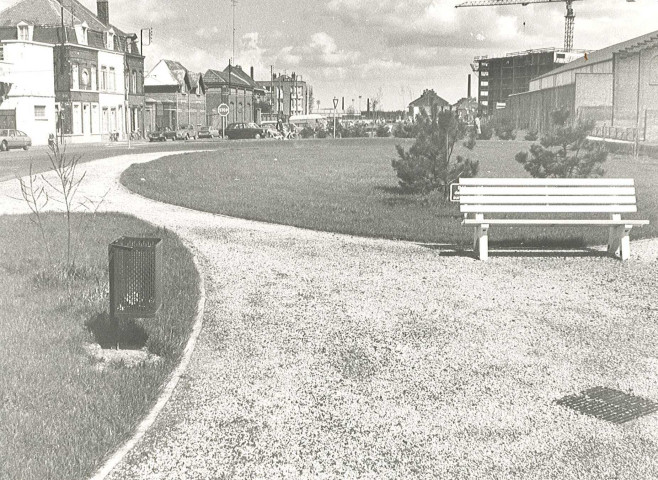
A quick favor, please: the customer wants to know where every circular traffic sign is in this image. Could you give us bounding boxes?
[218,103,229,116]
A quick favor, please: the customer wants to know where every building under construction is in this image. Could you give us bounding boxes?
[474,48,584,117]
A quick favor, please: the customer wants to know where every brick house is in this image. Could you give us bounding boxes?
[0,0,145,144]
[453,97,478,125]
[408,89,450,120]
[204,64,264,127]
[144,59,206,132]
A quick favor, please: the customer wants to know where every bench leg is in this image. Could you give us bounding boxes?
[607,225,622,256]
[473,224,489,261]
[620,226,632,261]
[608,224,633,260]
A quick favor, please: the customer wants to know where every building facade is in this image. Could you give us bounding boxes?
[453,97,478,125]
[204,64,264,127]
[408,89,450,120]
[257,73,311,122]
[0,39,55,142]
[144,59,206,133]
[475,48,584,117]
[0,0,144,145]
[507,29,658,142]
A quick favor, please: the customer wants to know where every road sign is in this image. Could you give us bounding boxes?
[218,103,229,117]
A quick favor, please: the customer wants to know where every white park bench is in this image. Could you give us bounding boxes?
[451,178,650,261]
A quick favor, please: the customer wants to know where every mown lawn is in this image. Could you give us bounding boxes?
[121,138,658,246]
[0,213,199,480]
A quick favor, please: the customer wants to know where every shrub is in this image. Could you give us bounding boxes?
[393,122,416,138]
[478,123,493,140]
[300,126,315,139]
[493,117,516,140]
[463,128,477,150]
[316,128,329,139]
[524,130,539,141]
[342,123,368,138]
[515,108,607,178]
[376,124,390,137]
[392,110,479,198]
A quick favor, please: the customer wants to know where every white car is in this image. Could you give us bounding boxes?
[0,129,32,151]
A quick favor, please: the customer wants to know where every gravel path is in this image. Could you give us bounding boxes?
[1,151,658,479]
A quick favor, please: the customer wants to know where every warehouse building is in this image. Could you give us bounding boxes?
[507,29,658,142]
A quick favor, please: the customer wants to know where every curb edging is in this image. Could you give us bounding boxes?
[89,245,206,480]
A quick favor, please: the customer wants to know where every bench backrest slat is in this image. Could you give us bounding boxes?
[459,187,636,196]
[461,204,637,213]
[459,195,637,205]
[457,178,639,216]
[457,178,635,186]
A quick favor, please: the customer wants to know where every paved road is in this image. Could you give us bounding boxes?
[1,151,657,479]
[0,138,227,182]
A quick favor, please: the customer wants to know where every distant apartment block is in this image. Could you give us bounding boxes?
[257,73,312,121]
[474,48,584,117]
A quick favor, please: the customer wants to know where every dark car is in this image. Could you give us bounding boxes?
[225,122,267,140]
[148,127,176,142]
[0,129,32,151]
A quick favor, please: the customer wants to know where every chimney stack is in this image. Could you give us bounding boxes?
[250,66,254,79]
[97,0,109,25]
[467,74,472,98]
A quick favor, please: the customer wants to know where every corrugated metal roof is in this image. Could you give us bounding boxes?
[534,29,658,81]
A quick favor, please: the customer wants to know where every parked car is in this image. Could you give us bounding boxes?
[147,127,176,142]
[175,124,199,140]
[0,129,31,151]
[197,126,220,139]
[225,122,267,140]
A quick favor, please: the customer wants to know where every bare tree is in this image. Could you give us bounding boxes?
[17,164,52,264]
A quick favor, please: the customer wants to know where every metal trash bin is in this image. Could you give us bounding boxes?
[109,237,162,319]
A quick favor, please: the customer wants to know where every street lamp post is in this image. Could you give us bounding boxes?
[333,96,338,139]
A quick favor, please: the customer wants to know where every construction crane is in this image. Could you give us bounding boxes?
[455,0,581,52]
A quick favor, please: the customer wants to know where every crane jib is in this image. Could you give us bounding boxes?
[455,0,581,7]
[454,0,581,52]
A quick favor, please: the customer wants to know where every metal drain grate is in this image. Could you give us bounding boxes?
[556,386,658,424]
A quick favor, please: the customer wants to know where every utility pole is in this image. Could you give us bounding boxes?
[228,59,232,124]
[231,0,238,64]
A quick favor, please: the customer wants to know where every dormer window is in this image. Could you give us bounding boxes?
[104,30,115,50]
[16,22,32,42]
[75,22,88,45]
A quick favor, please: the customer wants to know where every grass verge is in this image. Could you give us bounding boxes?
[0,212,199,480]
[121,138,658,247]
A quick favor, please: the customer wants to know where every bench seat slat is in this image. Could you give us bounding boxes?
[459,195,637,205]
[463,219,650,226]
[459,186,636,196]
[458,178,635,186]
[460,205,637,213]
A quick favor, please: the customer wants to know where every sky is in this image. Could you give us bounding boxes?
[3,0,658,111]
